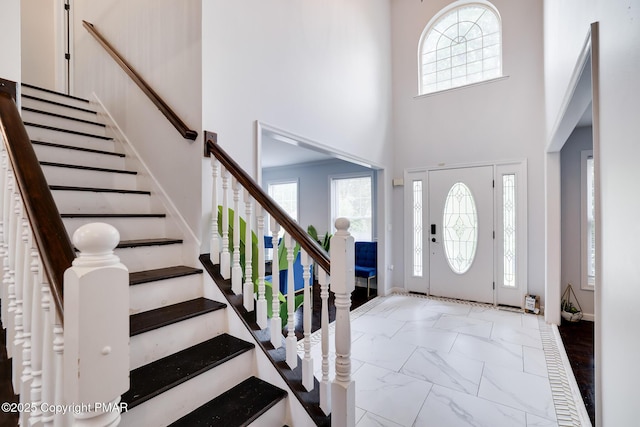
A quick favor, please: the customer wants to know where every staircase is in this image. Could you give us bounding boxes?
[19,83,288,426]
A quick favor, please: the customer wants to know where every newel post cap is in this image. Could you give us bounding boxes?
[330,217,355,294]
[72,222,121,267]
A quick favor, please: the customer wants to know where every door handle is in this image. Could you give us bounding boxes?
[431,224,436,235]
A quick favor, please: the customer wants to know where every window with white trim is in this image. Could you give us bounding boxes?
[267,180,298,237]
[331,174,373,242]
[581,151,595,290]
[418,1,502,95]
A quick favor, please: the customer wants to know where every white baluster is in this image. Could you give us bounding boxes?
[285,233,297,369]
[210,156,220,264]
[5,178,17,359]
[301,250,314,391]
[12,205,26,393]
[40,285,54,427]
[270,220,281,348]
[256,206,267,328]
[29,255,44,426]
[319,269,331,415]
[220,168,230,279]
[0,150,5,326]
[330,218,356,427]
[53,322,66,427]
[20,236,35,427]
[243,190,254,311]
[1,171,13,339]
[232,178,242,294]
[64,223,128,426]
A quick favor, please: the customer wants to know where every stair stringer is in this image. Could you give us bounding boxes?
[203,272,321,427]
[90,92,200,266]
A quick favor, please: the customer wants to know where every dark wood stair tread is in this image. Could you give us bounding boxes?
[21,94,97,114]
[40,161,136,175]
[168,376,287,427]
[130,266,203,286]
[22,107,105,127]
[21,82,91,103]
[32,140,125,157]
[24,122,112,140]
[130,297,226,336]
[51,185,150,195]
[117,238,183,248]
[122,333,254,409]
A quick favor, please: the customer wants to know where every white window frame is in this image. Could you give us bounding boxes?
[417,0,503,96]
[267,179,299,236]
[495,161,528,307]
[581,150,595,291]
[330,172,374,242]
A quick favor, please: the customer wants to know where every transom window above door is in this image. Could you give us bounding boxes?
[418,1,502,95]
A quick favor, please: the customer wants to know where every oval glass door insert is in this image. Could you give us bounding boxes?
[443,182,478,274]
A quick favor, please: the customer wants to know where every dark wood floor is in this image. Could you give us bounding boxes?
[558,319,595,425]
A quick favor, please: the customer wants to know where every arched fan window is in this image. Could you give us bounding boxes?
[418,2,502,94]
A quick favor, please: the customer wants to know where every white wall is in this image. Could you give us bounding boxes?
[72,0,203,238]
[560,126,594,317]
[21,0,56,89]
[390,0,546,299]
[201,0,394,289]
[0,0,21,83]
[262,159,375,238]
[545,1,640,424]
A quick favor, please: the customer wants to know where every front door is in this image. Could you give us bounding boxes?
[428,166,494,303]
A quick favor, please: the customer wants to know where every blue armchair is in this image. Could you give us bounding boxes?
[355,241,377,296]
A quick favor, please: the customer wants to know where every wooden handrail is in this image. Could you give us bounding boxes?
[0,81,75,320]
[82,20,198,141]
[204,131,330,273]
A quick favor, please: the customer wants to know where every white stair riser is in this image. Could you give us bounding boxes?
[25,125,116,152]
[52,191,151,215]
[116,244,184,272]
[63,216,167,241]
[130,275,203,315]
[33,143,125,170]
[248,400,287,427]
[121,351,253,427]
[22,109,106,136]
[129,310,228,370]
[21,87,95,111]
[21,96,98,122]
[42,165,138,190]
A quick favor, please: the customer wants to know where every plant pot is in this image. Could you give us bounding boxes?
[561,309,583,322]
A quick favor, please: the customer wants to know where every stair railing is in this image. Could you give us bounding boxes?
[205,131,356,426]
[0,79,129,426]
[82,20,198,141]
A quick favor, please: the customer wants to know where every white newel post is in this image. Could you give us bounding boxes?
[64,223,129,427]
[330,218,355,427]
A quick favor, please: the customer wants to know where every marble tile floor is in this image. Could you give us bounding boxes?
[299,293,588,427]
